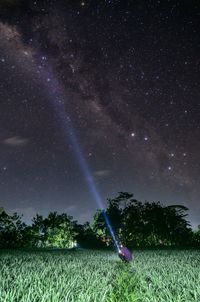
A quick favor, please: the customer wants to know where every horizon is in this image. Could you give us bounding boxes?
[2,195,198,230]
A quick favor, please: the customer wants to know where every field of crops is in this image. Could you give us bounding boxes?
[0,249,199,302]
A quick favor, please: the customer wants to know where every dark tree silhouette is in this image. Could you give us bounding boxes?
[91,192,193,248]
[0,210,26,248]
[193,225,200,247]
[0,194,198,248]
[75,221,105,248]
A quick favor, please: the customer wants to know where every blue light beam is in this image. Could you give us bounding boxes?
[38,60,119,250]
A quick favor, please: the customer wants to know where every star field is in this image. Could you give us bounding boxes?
[0,0,199,227]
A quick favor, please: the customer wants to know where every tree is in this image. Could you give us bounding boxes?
[26,212,78,248]
[43,212,77,248]
[91,192,193,248]
[121,198,145,247]
[193,225,200,247]
[75,221,105,248]
[91,192,134,247]
[91,210,108,245]
[0,210,26,248]
[0,207,4,214]
[27,214,46,247]
[0,194,195,249]
[162,205,192,246]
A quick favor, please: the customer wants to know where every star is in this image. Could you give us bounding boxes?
[23,51,29,56]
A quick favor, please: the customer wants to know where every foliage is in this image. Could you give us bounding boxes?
[92,192,193,248]
[0,210,77,249]
[0,210,26,248]
[0,192,199,248]
[193,225,200,247]
[29,212,77,248]
[91,210,111,246]
[75,221,105,248]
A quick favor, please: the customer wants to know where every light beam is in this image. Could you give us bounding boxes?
[37,58,119,250]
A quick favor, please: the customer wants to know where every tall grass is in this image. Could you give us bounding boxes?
[109,250,200,302]
[0,249,199,301]
[0,249,118,302]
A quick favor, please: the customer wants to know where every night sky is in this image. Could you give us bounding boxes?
[0,0,199,228]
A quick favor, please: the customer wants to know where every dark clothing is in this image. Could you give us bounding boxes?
[118,246,132,262]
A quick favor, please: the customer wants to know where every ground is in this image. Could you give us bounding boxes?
[0,249,199,301]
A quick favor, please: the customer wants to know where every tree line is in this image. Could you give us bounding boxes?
[0,192,200,249]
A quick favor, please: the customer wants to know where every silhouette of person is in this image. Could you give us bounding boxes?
[118,245,132,262]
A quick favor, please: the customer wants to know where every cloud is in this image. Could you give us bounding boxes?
[64,205,77,213]
[3,136,29,147]
[77,210,94,224]
[7,206,37,224]
[93,169,112,179]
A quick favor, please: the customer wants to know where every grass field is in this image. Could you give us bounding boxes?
[0,249,199,302]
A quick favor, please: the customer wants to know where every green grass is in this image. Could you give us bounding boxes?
[0,249,199,302]
[132,249,200,302]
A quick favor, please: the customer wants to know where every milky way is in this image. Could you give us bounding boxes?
[0,1,199,227]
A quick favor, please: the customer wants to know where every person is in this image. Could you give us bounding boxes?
[118,244,132,262]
